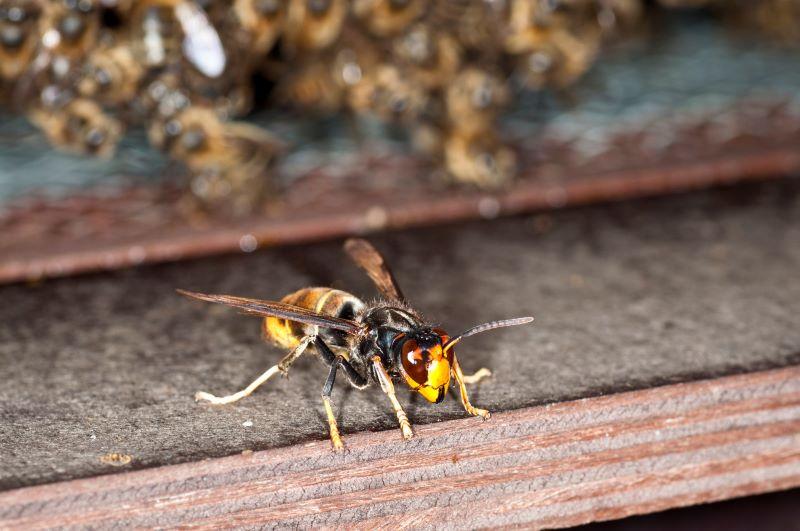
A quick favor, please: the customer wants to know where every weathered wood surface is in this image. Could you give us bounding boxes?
[0,366,799,529]
[1,180,800,526]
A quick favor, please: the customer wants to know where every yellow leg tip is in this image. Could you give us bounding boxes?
[400,424,414,440]
[195,391,218,403]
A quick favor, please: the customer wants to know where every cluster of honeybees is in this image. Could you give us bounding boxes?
[0,0,796,213]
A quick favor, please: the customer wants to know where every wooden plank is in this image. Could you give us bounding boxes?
[0,366,798,529]
[2,179,800,494]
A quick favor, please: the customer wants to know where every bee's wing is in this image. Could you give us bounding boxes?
[174,1,226,78]
[177,290,363,335]
[344,238,406,302]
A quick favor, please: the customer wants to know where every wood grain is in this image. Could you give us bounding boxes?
[1,366,798,529]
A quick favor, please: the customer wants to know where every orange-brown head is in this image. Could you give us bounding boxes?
[391,316,534,403]
[393,328,452,403]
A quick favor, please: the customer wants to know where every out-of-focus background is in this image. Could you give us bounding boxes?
[2,0,800,282]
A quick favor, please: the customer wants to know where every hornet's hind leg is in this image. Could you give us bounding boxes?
[195,335,316,405]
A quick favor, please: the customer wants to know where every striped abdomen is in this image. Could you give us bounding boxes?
[263,287,365,350]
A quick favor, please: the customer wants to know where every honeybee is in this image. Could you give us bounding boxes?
[40,0,100,61]
[179,239,533,450]
[347,63,429,122]
[444,128,517,188]
[275,57,344,113]
[131,0,226,78]
[151,105,282,213]
[352,0,426,38]
[445,67,509,136]
[392,23,461,90]
[76,43,144,105]
[514,26,600,89]
[0,0,43,81]
[428,0,504,54]
[29,96,123,156]
[233,0,286,55]
[503,0,603,89]
[283,0,347,53]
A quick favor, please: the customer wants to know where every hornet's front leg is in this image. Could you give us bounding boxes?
[371,357,414,440]
[452,356,490,420]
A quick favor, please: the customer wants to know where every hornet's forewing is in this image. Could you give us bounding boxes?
[177,289,363,335]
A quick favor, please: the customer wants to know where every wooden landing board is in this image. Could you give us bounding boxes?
[1,366,798,529]
[2,180,800,528]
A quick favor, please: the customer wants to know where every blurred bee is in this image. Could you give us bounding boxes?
[353,0,426,37]
[138,73,191,120]
[392,23,461,90]
[179,239,533,450]
[0,0,43,81]
[278,27,384,112]
[233,0,286,55]
[503,0,603,89]
[283,0,347,53]
[329,28,380,90]
[514,27,600,89]
[445,67,509,135]
[150,105,283,213]
[8,0,99,99]
[76,43,144,105]
[444,128,517,188]
[429,0,504,55]
[275,56,344,113]
[40,0,100,61]
[348,63,429,122]
[29,96,123,156]
[148,105,238,169]
[132,0,226,78]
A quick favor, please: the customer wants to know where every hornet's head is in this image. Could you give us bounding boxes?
[391,315,534,403]
[392,328,453,403]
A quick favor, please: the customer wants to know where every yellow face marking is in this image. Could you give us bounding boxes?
[403,357,451,403]
[415,381,448,403]
[426,358,450,388]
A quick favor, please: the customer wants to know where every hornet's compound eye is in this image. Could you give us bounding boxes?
[400,338,429,384]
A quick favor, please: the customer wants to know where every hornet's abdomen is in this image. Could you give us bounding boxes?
[263,287,365,349]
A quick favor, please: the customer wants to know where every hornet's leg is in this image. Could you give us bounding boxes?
[321,364,344,452]
[314,337,369,389]
[461,367,492,384]
[313,337,369,451]
[452,356,490,420]
[371,357,414,440]
[195,335,316,405]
